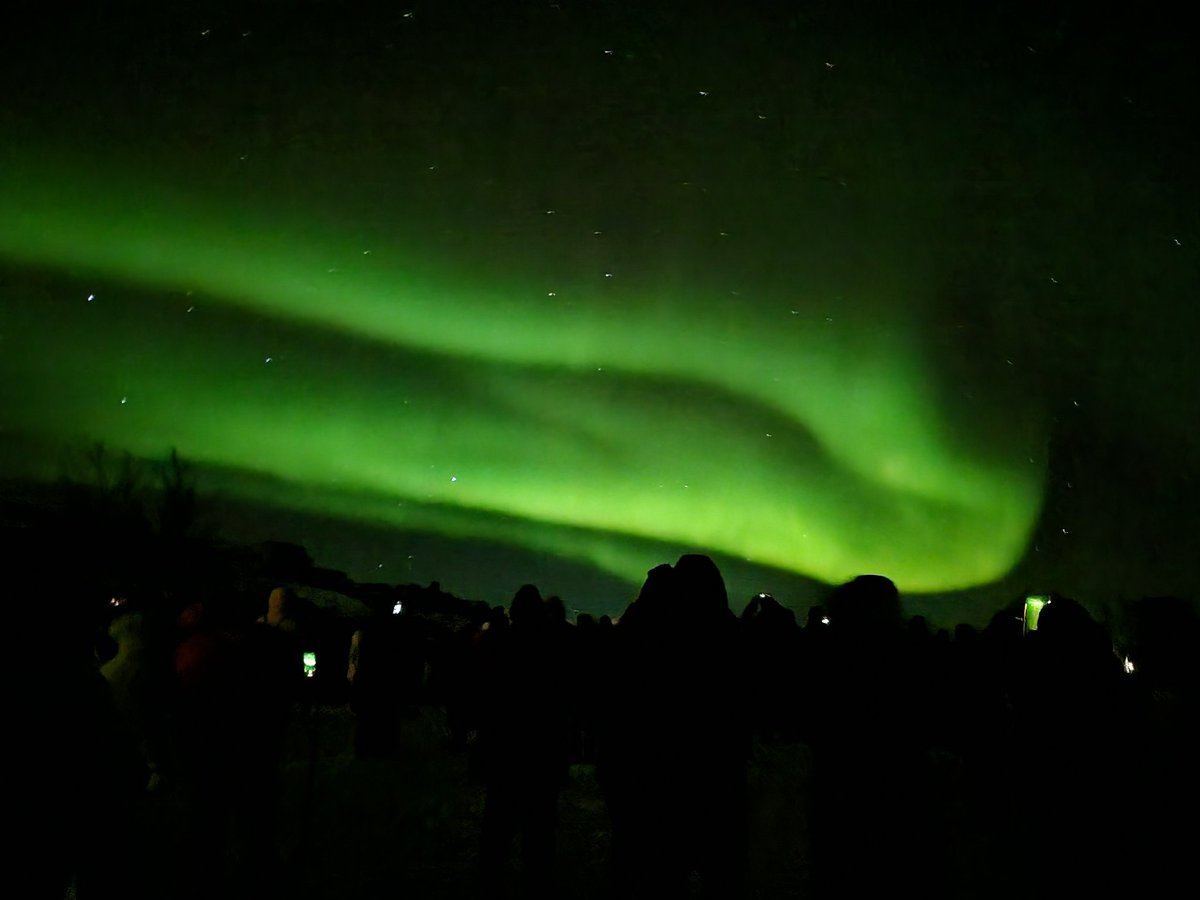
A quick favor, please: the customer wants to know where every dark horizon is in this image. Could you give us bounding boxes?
[1,451,1187,635]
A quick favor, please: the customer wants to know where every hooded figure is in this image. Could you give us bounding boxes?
[258,586,299,633]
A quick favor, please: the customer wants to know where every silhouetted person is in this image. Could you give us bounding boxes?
[808,574,937,898]
[172,599,294,899]
[672,554,750,898]
[101,608,172,791]
[741,592,800,739]
[571,612,608,766]
[36,594,148,899]
[602,556,748,899]
[477,585,570,898]
[236,610,298,897]
[1012,595,1123,898]
[257,586,299,634]
[1117,595,1200,896]
[349,607,425,757]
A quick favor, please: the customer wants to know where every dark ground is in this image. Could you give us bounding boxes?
[122,702,981,900]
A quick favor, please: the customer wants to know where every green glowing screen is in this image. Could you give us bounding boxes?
[1024,596,1049,634]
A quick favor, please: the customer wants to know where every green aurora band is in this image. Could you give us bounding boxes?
[0,154,1045,592]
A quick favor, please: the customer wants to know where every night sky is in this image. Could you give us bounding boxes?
[2,1,1196,622]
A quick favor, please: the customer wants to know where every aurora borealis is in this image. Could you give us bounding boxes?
[2,2,1196,616]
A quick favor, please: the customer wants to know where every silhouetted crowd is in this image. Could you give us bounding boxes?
[36,554,1200,900]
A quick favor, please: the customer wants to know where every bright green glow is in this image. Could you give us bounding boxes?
[1024,595,1049,632]
[0,152,1045,592]
[303,651,317,678]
